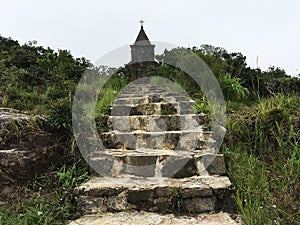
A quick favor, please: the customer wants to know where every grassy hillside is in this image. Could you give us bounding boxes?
[0,36,299,224]
[225,95,300,224]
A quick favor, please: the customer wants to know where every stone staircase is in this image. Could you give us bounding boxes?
[69,80,242,225]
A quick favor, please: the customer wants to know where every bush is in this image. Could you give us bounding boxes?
[47,97,73,130]
[219,73,250,101]
[266,77,300,96]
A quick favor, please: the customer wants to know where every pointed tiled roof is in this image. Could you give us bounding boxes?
[134,26,151,45]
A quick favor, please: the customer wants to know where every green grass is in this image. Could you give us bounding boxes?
[0,162,90,225]
[0,115,45,147]
[224,94,300,225]
[2,85,48,114]
[96,87,118,116]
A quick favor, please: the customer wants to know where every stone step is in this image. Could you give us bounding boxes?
[74,175,236,215]
[113,95,190,105]
[113,97,153,105]
[88,150,225,178]
[117,89,166,96]
[111,101,195,116]
[107,114,208,132]
[119,85,168,92]
[116,92,188,98]
[117,86,173,92]
[68,211,242,225]
[117,94,148,98]
[100,130,214,150]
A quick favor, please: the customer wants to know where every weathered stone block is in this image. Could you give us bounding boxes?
[195,154,226,176]
[110,116,131,132]
[77,196,106,214]
[124,155,157,177]
[161,156,195,178]
[89,154,115,177]
[183,197,215,213]
[181,186,212,198]
[177,132,201,150]
[127,189,154,209]
[154,186,171,198]
[106,192,128,212]
[111,105,132,116]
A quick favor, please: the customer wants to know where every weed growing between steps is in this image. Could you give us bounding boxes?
[224,94,300,225]
[170,187,184,213]
[0,161,90,225]
[161,103,177,115]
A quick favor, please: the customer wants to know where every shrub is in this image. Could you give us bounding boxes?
[219,73,250,101]
[47,97,73,130]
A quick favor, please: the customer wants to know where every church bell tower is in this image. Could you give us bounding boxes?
[126,20,156,80]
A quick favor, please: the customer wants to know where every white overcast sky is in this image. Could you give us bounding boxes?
[1,0,300,76]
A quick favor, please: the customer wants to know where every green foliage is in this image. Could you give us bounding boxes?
[95,75,129,131]
[227,94,300,160]
[48,97,73,129]
[0,197,64,225]
[169,187,183,213]
[103,73,129,91]
[95,115,110,132]
[266,76,300,96]
[193,94,210,114]
[225,94,300,224]
[0,35,90,129]
[0,116,44,147]
[2,85,47,113]
[153,57,200,96]
[0,162,90,225]
[193,45,247,80]
[43,162,90,191]
[226,149,282,225]
[161,103,177,115]
[219,73,250,101]
[96,88,117,116]
[154,45,297,104]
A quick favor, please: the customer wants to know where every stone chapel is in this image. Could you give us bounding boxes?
[126,21,157,79]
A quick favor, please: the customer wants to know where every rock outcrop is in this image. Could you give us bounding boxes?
[0,108,64,185]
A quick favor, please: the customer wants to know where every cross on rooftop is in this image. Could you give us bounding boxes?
[139,19,145,27]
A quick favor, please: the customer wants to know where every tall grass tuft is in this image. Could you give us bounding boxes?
[225,94,300,224]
